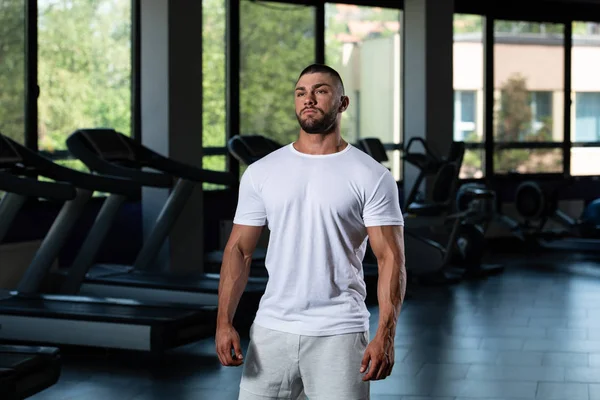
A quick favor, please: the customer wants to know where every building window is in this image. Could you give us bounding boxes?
[530,91,552,135]
[454,90,477,141]
[574,92,600,142]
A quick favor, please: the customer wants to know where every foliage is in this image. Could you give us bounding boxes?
[494,73,557,173]
[238,1,315,146]
[454,15,565,35]
[495,74,533,142]
[0,0,25,143]
[37,0,131,153]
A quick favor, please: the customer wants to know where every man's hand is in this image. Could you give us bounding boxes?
[360,334,395,381]
[215,323,244,367]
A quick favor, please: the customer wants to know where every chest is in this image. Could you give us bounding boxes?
[260,168,365,219]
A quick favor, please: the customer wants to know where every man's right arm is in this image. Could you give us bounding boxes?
[217,223,264,328]
[215,223,264,367]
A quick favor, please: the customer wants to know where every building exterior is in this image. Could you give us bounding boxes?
[331,9,600,178]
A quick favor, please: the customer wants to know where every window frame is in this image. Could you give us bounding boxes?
[20,0,600,182]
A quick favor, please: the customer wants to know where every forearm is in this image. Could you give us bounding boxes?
[375,254,406,340]
[217,243,252,327]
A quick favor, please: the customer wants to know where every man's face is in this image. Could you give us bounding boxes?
[294,72,344,134]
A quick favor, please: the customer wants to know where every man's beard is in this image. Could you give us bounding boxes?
[296,107,338,134]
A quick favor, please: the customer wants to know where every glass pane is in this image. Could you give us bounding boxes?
[494,20,564,143]
[38,0,132,154]
[240,1,315,146]
[54,158,90,173]
[202,155,227,190]
[0,0,25,144]
[571,147,600,176]
[453,14,484,144]
[494,148,563,174]
[461,149,485,179]
[203,0,226,148]
[380,150,402,181]
[325,4,402,180]
[572,22,600,143]
[38,158,114,198]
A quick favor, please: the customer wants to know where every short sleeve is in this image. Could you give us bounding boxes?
[233,167,267,226]
[363,171,404,227]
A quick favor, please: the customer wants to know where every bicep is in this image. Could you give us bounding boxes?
[226,223,265,257]
[366,225,404,261]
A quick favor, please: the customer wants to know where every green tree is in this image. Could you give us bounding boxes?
[0,0,25,144]
[202,0,227,176]
[496,74,532,143]
[494,73,557,173]
[238,0,315,146]
[37,0,131,153]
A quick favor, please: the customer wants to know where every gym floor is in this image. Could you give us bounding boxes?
[30,251,600,400]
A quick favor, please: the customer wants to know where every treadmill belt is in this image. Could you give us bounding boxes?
[87,270,268,293]
[0,296,215,325]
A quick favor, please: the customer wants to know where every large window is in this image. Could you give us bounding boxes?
[202,0,227,178]
[493,20,564,174]
[239,0,315,146]
[454,14,484,178]
[37,0,132,154]
[571,21,600,176]
[0,0,26,145]
[325,4,402,180]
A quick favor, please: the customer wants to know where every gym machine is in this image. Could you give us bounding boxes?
[0,165,63,398]
[359,137,504,284]
[501,179,600,253]
[228,135,283,165]
[54,129,267,328]
[0,133,217,353]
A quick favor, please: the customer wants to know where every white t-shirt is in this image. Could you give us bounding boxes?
[233,142,404,336]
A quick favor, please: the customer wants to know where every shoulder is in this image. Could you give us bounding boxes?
[243,144,291,177]
[345,145,392,179]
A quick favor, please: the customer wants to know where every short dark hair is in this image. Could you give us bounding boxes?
[297,64,345,95]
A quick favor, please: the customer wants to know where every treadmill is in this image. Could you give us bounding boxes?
[53,129,266,321]
[0,133,217,353]
[0,174,63,399]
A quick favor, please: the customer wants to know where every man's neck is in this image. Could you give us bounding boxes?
[294,131,347,155]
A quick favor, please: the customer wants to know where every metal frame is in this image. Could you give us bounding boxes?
[226,0,241,186]
[25,0,38,152]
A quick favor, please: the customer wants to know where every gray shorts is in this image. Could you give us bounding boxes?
[239,323,370,400]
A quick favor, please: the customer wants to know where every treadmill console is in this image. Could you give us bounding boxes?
[80,129,135,162]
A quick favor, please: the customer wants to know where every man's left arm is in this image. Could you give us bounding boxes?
[360,224,406,381]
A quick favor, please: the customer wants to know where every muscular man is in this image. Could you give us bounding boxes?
[216,64,406,399]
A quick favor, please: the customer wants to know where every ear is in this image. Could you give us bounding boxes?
[339,96,350,112]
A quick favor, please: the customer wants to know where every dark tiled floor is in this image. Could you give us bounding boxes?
[31,252,600,399]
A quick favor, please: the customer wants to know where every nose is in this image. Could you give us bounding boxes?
[304,92,316,106]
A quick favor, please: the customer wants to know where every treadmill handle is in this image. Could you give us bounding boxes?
[8,138,143,197]
[144,150,237,186]
[404,137,440,161]
[0,171,76,201]
[66,135,173,188]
